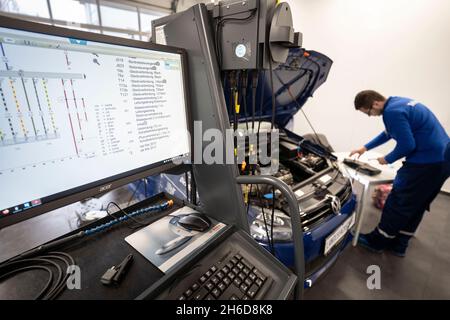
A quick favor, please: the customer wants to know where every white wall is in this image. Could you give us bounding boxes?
[287,0,450,192]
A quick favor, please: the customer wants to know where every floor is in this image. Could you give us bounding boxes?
[304,192,450,300]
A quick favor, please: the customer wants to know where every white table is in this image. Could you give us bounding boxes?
[333,151,403,246]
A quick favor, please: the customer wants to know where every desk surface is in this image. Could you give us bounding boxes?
[0,194,177,300]
[333,151,402,185]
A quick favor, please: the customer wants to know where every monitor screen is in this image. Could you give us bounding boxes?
[0,20,191,227]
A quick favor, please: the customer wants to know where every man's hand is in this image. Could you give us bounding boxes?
[349,146,367,158]
[377,157,388,165]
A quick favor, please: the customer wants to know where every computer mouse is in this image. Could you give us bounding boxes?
[177,213,211,232]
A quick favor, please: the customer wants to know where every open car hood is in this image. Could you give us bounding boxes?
[224,48,332,128]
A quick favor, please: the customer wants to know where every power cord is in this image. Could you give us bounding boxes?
[268,58,276,130]
[251,70,258,131]
[270,187,276,256]
[0,251,75,300]
[257,70,266,137]
[241,70,249,130]
[255,184,274,255]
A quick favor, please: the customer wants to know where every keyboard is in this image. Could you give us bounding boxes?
[343,158,381,176]
[177,251,271,300]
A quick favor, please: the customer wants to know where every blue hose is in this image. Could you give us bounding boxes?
[84,200,172,236]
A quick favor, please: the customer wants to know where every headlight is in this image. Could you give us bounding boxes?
[250,207,292,242]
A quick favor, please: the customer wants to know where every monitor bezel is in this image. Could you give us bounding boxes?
[0,16,193,229]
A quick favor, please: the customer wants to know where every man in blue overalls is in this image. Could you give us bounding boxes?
[350,90,450,257]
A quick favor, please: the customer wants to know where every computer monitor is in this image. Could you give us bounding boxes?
[0,17,191,228]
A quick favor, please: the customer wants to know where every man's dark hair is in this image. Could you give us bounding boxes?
[354,90,386,110]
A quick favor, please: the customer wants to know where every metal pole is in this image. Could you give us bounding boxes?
[46,0,54,25]
[96,0,103,34]
[235,174,305,300]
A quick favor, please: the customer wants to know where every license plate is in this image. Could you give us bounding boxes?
[324,214,355,255]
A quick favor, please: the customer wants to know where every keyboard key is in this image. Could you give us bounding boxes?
[240,283,248,293]
[226,262,233,269]
[204,294,215,300]
[255,278,263,287]
[212,288,221,298]
[253,268,267,281]
[247,284,259,299]
[210,265,217,272]
[217,271,225,279]
[184,289,193,297]
[249,273,257,281]
[211,276,219,285]
[230,295,240,300]
[238,272,246,280]
[205,281,214,291]
[237,262,244,270]
[193,287,209,300]
[233,278,242,286]
[230,258,238,265]
[222,266,230,273]
[244,278,252,286]
[178,295,186,300]
[199,275,207,283]
[235,254,242,260]
[241,259,253,269]
[232,267,240,274]
[243,267,250,275]
[241,295,250,300]
[228,272,236,280]
[218,283,226,291]
[191,283,200,291]
[223,277,231,286]
[205,270,212,277]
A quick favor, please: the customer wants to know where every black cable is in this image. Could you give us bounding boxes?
[42,253,73,300]
[257,70,266,137]
[241,70,249,130]
[228,71,237,133]
[235,71,241,131]
[0,250,78,300]
[255,184,274,254]
[268,58,276,130]
[106,201,148,227]
[0,265,53,300]
[190,169,197,205]
[261,68,311,112]
[214,9,257,68]
[1,199,172,300]
[37,255,63,300]
[270,187,276,256]
[46,252,74,300]
[251,70,258,131]
[246,183,253,217]
[0,257,62,300]
[274,68,310,99]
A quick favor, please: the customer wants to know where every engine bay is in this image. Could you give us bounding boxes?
[238,124,352,242]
